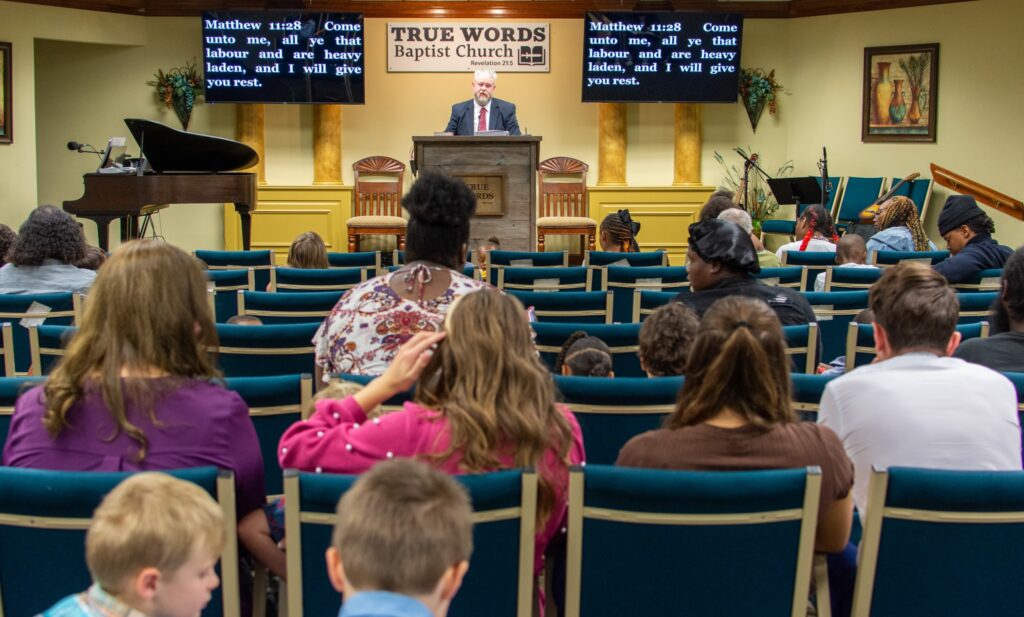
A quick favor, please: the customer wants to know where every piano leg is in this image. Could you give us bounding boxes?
[91,216,117,252]
[236,206,253,251]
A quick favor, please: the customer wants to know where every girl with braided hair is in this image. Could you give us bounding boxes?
[866,195,936,261]
[774,204,839,262]
[599,210,641,253]
[553,331,615,377]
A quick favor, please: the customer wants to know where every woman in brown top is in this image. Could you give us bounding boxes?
[616,295,854,554]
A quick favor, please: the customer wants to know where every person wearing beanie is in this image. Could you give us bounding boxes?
[676,219,817,327]
[932,195,1012,284]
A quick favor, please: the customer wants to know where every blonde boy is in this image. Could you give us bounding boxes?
[327,459,473,617]
[40,472,224,617]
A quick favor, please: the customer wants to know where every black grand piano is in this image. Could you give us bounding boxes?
[64,119,259,251]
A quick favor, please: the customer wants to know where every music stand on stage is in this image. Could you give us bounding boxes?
[767,177,823,219]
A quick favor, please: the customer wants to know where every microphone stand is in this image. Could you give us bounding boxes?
[817,147,831,207]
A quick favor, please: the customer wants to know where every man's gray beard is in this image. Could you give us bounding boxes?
[475,93,491,106]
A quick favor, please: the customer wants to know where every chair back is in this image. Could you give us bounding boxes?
[238,289,343,324]
[957,291,998,324]
[0,376,44,447]
[496,266,590,292]
[756,266,807,290]
[783,323,819,374]
[824,266,882,291]
[781,252,836,291]
[846,321,990,371]
[334,373,414,410]
[538,157,588,218]
[195,249,274,291]
[790,373,840,422]
[352,156,405,218]
[554,375,682,464]
[0,292,81,374]
[272,267,366,292]
[602,266,688,322]
[952,268,1003,292]
[284,469,537,617]
[532,322,643,377]
[206,268,255,322]
[802,290,870,361]
[214,322,319,377]
[584,250,667,268]
[564,465,821,617]
[507,290,612,324]
[488,249,569,268]
[0,466,239,617]
[631,290,679,322]
[853,467,1024,617]
[28,324,77,375]
[224,374,312,496]
[834,177,885,224]
[871,249,949,266]
[0,323,12,377]
[886,176,933,220]
[326,251,382,277]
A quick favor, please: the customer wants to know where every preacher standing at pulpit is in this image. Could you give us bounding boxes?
[444,70,521,136]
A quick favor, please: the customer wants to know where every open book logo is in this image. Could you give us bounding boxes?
[518,46,545,66]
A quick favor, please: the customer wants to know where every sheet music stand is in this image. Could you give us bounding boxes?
[767,177,823,217]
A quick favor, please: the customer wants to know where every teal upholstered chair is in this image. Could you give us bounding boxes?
[853,467,1024,617]
[0,292,81,374]
[554,375,682,464]
[214,322,319,377]
[564,465,823,617]
[271,266,367,292]
[532,322,643,377]
[224,373,312,496]
[886,176,932,218]
[0,376,44,448]
[507,290,612,324]
[195,249,274,292]
[334,372,414,408]
[237,289,343,324]
[823,266,882,291]
[28,323,77,375]
[957,291,998,325]
[756,266,806,290]
[834,177,885,228]
[782,322,820,374]
[761,176,843,238]
[952,268,1003,292]
[0,323,13,377]
[496,266,591,292]
[802,290,870,363]
[871,249,949,266]
[790,373,840,422]
[326,250,382,277]
[1003,372,1024,414]
[781,251,837,291]
[284,469,537,617]
[630,290,679,322]
[601,266,689,322]
[205,268,255,322]
[845,321,990,371]
[0,466,240,617]
[584,250,667,268]
[487,249,568,268]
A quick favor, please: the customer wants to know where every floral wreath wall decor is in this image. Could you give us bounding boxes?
[147,60,203,131]
[738,68,783,132]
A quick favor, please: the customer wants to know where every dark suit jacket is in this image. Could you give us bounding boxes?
[444,98,521,136]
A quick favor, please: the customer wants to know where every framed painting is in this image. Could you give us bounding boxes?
[862,43,938,143]
[0,42,10,145]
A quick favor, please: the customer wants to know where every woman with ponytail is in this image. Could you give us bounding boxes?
[617,296,853,554]
[775,204,840,262]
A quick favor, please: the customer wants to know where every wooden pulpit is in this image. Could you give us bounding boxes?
[412,136,542,252]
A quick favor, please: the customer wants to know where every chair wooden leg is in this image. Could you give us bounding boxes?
[587,231,596,252]
[538,232,546,252]
[348,232,357,254]
[397,234,406,251]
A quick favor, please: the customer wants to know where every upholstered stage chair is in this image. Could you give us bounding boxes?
[347,156,407,253]
[536,157,595,254]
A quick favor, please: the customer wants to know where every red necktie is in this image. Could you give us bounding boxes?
[477,107,487,132]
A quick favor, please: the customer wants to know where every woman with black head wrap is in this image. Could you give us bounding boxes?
[676,219,817,327]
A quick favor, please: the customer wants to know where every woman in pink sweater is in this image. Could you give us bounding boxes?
[279,290,585,575]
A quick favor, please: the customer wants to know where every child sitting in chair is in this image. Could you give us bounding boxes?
[814,234,878,292]
[554,331,615,378]
[40,472,224,617]
[328,459,473,617]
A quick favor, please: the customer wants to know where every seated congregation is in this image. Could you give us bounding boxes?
[2,172,1024,617]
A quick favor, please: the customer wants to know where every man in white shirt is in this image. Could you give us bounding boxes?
[818,262,1021,518]
[443,70,521,136]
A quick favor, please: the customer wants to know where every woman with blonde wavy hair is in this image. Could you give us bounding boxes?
[279,289,585,577]
[2,240,265,520]
[866,195,936,261]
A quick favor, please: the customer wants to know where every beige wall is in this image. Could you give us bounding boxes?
[3,0,1022,251]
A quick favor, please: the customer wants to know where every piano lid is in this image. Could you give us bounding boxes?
[125,118,259,173]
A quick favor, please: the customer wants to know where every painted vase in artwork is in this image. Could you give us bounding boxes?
[889,79,907,125]
[907,86,923,125]
[872,62,893,125]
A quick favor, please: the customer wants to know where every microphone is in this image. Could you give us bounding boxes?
[67,141,84,151]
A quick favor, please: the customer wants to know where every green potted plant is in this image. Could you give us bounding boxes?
[738,68,783,131]
[147,60,203,130]
[713,147,794,234]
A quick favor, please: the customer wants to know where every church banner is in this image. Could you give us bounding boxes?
[387,22,550,73]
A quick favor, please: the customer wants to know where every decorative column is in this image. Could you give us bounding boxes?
[235,104,266,185]
[673,103,702,186]
[313,105,343,184]
[597,103,627,186]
